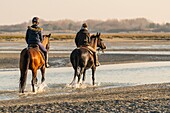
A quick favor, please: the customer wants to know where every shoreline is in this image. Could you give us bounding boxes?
[0,83,170,112]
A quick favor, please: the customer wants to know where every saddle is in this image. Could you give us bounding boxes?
[77,46,94,55]
[29,44,39,48]
[28,44,45,60]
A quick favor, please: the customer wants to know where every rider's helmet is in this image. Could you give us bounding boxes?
[82,23,88,28]
[32,17,40,25]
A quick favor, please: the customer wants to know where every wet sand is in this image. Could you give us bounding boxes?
[0,39,170,112]
[0,83,170,112]
[1,52,170,69]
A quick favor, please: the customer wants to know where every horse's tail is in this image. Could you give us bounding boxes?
[19,48,30,93]
[70,49,80,69]
[70,49,81,84]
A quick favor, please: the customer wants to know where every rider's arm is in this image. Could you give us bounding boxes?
[75,33,79,47]
[25,29,29,44]
[38,28,44,42]
[87,33,90,43]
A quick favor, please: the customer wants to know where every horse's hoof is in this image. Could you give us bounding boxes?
[46,64,50,68]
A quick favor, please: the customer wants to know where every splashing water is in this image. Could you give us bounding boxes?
[35,82,48,93]
[66,82,100,89]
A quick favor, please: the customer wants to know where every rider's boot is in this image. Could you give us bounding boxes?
[45,52,50,68]
[94,52,100,67]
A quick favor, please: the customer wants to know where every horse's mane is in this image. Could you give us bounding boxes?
[42,34,51,48]
[43,35,49,37]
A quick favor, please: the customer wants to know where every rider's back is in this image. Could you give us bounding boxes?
[26,25,43,44]
[75,29,90,47]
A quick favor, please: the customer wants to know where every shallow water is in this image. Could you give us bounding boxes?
[1,50,170,55]
[1,41,170,51]
[0,61,170,101]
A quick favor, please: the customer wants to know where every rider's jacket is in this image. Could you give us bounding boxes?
[75,28,90,47]
[26,25,43,44]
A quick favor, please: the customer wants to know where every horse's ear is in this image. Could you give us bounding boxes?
[96,32,101,37]
[96,32,99,36]
[99,33,101,36]
[49,33,51,37]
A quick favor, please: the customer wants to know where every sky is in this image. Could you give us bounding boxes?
[0,0,170,25]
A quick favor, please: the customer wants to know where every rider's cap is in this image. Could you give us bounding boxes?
[32,17,40,24]
[82,23,88,28]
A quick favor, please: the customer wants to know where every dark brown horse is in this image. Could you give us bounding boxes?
[70,33,106,86]
[19,34,51,93]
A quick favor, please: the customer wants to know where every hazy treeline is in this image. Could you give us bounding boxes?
[0,18,170,33]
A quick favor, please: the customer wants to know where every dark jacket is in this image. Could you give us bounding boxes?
[26,25,43,44]
[75,28,90,47]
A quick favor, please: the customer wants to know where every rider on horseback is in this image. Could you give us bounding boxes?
[26,17,50,68]
[75,23,100,66]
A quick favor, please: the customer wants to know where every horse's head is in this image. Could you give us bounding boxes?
[96,32,106,51]
[90,32,106,51]
[42,33,51,51]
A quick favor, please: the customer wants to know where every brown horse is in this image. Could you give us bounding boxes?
[70,33,106,86]
[19,34,51,93]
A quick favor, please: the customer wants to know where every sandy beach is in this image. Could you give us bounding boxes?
[0,38,170,112]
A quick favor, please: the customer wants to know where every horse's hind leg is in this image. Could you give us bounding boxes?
[82,69,86,84]
[32,70,37,92]
[92,67,96,85]
[77,67,85,84]
[19,69,28,93]
[40,66,45,83]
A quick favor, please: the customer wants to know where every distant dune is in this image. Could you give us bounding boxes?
[1,18,170,33]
